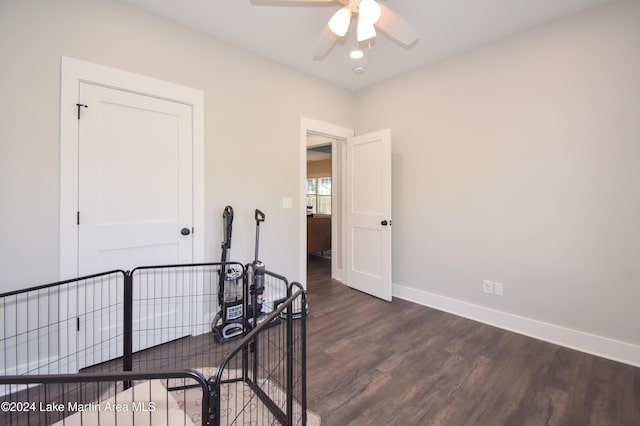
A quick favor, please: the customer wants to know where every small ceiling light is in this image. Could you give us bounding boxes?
[349,49,364,59]
[356,16,376,42]
[328,5,352,37]
[352,65,366,74]
[358,0,382,24]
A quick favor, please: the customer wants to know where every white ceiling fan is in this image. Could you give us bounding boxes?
[256,0,419,58]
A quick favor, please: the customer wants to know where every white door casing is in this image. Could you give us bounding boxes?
[345,129,392,301]
[77,82,193,275]
[60,56,205,279]
[60,57,205,371]
[299,117,354,287]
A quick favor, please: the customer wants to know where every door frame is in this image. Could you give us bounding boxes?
[299,117,353,287]
[60,57,205,280]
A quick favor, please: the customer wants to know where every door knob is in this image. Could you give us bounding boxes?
[381,220,388,226]
[181,227,191,236]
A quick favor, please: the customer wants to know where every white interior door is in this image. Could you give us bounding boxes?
[345,129,392,301]
[78,82,193,275]
[72,83,194,369]
[59,58,205,373]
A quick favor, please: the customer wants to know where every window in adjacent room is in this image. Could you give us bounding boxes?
[307,177,331,215]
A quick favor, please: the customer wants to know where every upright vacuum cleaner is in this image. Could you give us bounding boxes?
[248,209,281,328]
[249,209,266,322]
[212,206,244,343]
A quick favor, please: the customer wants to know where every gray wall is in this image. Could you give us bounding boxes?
[0,0,355,292]
[355,1,640,347]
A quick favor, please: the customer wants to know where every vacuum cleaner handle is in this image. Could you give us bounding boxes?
[222,206,234,250]
[254,209,265,263]
[219,205,234,307]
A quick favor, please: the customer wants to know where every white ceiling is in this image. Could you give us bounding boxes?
[118,0,614,90]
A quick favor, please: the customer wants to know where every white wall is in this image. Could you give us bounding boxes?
[355,0,640,356]
[0,0,355,291]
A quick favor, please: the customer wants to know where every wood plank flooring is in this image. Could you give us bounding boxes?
[305,255,640,425]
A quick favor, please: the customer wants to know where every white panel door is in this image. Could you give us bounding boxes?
[68,82,195,370]
[345,129,392,301]
[78,82,193,275]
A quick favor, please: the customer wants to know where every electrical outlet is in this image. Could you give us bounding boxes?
[483,280,494,295]
[494,282,504,296]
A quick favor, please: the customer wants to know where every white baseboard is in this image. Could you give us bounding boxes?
[393,283,640,368]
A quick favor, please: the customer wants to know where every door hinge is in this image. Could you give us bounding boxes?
[77,211,80,225]
[76,103,88,119]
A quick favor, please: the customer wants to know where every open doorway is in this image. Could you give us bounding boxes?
[305,131,346,282]
[300,119,393,301]
[306,139,333,278]
[299,117,354,287]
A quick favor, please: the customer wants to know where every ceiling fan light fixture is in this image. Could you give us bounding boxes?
[328,5,351,37]
[356,17,376,42]
[349,49,364,59]
[358,0,381,24]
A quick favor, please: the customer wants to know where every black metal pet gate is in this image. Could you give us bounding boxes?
[0,262,307,425]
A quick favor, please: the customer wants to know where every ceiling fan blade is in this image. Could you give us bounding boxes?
[313,25,338,58]
[375,2,419,46]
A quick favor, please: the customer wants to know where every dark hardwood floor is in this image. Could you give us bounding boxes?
[305,255,640,426]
